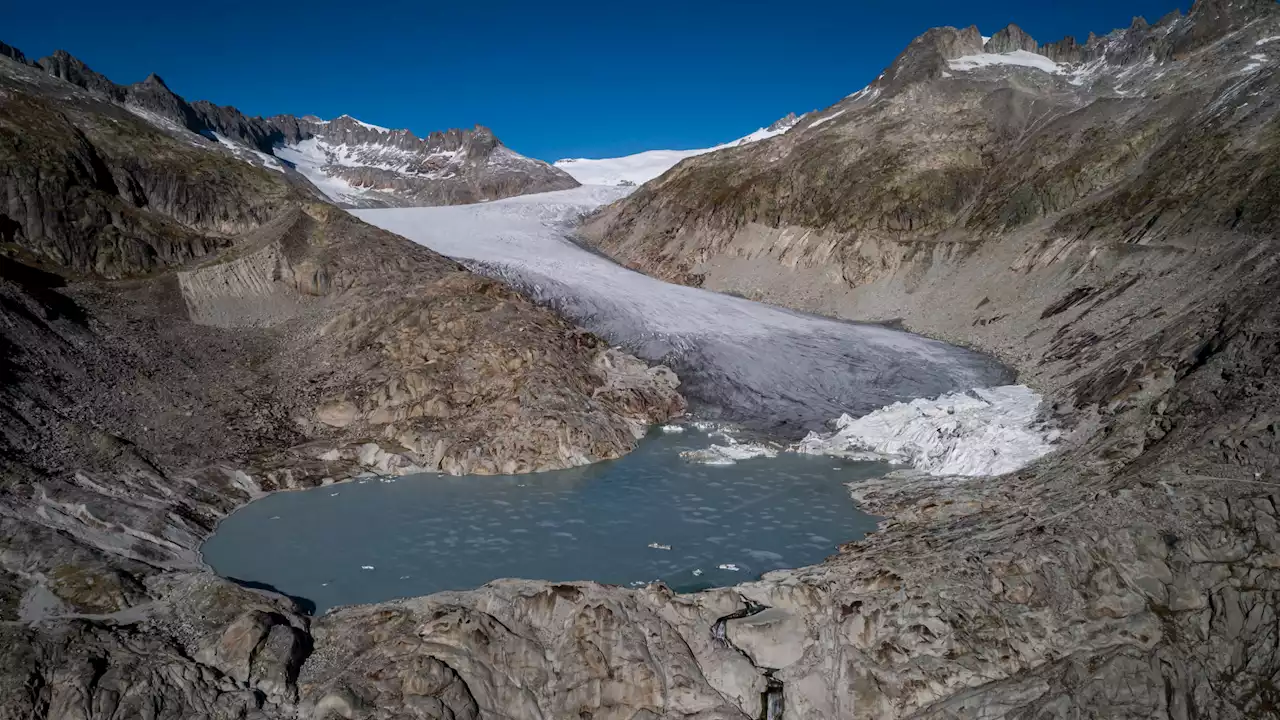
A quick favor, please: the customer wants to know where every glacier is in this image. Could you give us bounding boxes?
[354,185,1018,438]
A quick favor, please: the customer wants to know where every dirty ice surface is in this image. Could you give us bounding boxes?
[203,428,886,613]
[354,186,1013,436]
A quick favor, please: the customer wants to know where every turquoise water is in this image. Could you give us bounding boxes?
[202,427,885,613]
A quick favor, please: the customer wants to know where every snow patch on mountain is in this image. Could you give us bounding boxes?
[210,132,285,173]
[948,50,1064,75]
[273,139,377,204]
[793,385,1055,477]
[808,109,847,129]
[553,115,801,186]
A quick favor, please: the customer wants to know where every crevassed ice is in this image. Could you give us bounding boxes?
[793,385,1055,476]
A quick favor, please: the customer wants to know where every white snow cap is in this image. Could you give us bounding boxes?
[794,385,1055,477]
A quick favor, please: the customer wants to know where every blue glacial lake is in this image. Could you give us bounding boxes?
[202,427,885,613]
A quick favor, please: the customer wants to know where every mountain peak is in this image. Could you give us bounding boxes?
[874,25,985,92]
[985,24,1039,54]
[768,112,800,132]
[332,114,392,133]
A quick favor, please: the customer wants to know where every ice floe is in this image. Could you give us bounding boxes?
[681,442,778,466]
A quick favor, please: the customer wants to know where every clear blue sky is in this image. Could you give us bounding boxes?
[6,0,1185,161]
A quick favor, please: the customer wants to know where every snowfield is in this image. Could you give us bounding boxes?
[274,139,379,205]
[354,186,1028,454]
[948,50,1065,75]
[553,117,800,186]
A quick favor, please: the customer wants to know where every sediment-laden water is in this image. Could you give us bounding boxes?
[203,428,886,613]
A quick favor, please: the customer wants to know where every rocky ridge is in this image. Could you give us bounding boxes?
[20,49,577,208]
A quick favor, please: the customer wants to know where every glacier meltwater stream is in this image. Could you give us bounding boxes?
[203,185,1025,613]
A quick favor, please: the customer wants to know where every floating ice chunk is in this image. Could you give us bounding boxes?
[793,385,1054,476]
[399,575,411,580]
[660,425,686,434]
[330,492,340,497]
[360,565,375,570]
[269,515,280,520]
[682,443,778,465]
[648,543,672,550]
[692,569,704,577]
[717,563,741,572]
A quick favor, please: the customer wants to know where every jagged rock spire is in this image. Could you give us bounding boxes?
[985,24,1039,54]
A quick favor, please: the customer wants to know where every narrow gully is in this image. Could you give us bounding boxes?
[712,597,785,720]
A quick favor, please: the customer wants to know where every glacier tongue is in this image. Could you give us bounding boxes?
[354,186,1013,436]
[794,385,1055,477]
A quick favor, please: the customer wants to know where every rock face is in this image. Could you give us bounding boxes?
[13,48,577,210]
